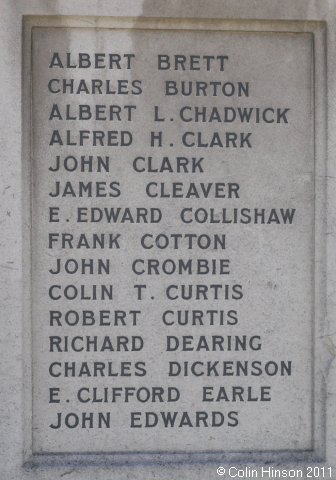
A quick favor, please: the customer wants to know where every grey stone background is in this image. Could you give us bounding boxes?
[1,1,336,479]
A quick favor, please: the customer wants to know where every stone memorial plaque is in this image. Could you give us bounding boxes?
[29,24,320,457]
[2,0,336,476]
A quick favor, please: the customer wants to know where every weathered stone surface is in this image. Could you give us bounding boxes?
[0,4,335,480]
[31,26,316,455]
